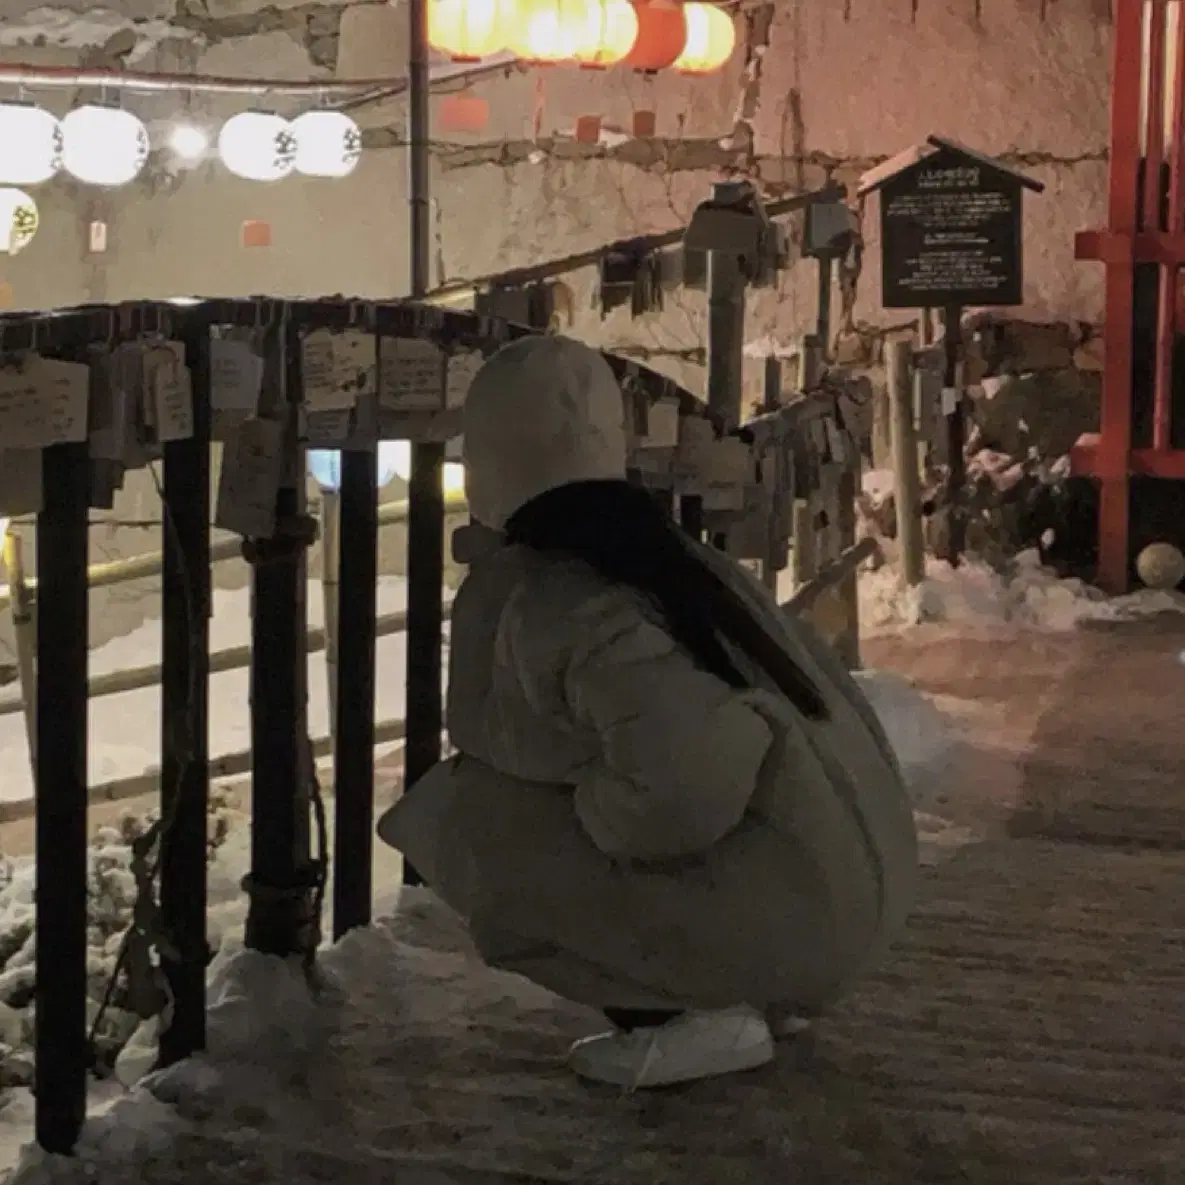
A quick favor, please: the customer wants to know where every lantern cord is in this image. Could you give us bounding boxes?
[0,51,519,100]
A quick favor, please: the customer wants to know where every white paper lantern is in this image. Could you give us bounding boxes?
[217,111,296,182]
[291,110,362,179]
[0,188,39,255]
[61,105,149,187]
[0,103,61,186]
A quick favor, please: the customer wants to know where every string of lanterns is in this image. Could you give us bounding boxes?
[0,100,363,255]
[0,1,734,254]
[0,100,363,191]
[1,0,732,196]
[429,0,736,73]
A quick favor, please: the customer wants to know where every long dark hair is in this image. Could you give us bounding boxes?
[503,480,828,720]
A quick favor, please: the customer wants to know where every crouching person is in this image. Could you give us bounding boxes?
[379,335,918,1090]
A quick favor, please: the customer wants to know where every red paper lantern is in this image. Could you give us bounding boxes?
[673,2,735,74]
[623,0,686,71]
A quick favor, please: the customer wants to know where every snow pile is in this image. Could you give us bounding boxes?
[851,668,971,860]
[860,549,1185,634]
[0,796,234,1098]
[853,669,954,777]
[7,927,366,1185]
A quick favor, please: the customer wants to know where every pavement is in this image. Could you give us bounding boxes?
[7,619,1185,1183]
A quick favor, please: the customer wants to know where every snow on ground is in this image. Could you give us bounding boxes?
[0,662,966,1180]
[857,550,1185,635]
[0,577,439,805]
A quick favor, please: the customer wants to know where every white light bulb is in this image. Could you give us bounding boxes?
[290,109,362,179]
[168,124,209,161]
[217,111,296,183]
[0,188,39,255]
[0,103,61,186]
[60,105,149,187]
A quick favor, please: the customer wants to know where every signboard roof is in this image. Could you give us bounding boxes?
[856,136,1046,198]
[870,137,1041,309]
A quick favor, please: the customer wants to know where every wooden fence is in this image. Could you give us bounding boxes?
[0,296,871,1161]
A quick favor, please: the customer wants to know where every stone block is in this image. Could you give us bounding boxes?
[990,320,1077,372]
[1073,334,1104,372]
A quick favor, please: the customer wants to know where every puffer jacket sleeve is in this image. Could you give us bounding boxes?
[554,590,777,862]
[710,548,903,774]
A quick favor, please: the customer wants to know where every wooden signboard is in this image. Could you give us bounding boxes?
[858,137,1044,567]
[861,137,1044,311]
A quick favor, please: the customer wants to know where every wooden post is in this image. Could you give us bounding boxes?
[915,308,934,478]
[332,446,380,939]
[244,318,315,958]
[403,438,446,889]
[762,353,783,412]
[158,318,212,1067]
[835,463,861,669]
[795,337,823,392]
[790,499,816,588]
[320,488,341,753]
[918,308,933,347]
[941,304,967,564]
[887,338,925,588]
[870,379,893,471]
[761,356,783,592]
[34,437,90,1156]
[3,527,37,776]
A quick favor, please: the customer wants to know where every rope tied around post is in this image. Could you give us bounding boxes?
[239,863,324,965]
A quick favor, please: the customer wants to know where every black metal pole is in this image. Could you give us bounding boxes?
[942,304,966,565]
[158,319,212,1065]
[244,322,315,955]
[34,438,90,1155]
[332,449,378,936]
[402,444,444,889]
[403,0,444,886]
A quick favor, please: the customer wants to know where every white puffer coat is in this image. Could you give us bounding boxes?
[380,335,918,1013]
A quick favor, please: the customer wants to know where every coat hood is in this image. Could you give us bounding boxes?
[462,335,628,530]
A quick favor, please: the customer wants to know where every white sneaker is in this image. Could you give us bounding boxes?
[568,1005,775,1089]
[765,1005,813,1041]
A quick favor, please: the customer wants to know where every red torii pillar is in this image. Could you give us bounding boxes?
[1074,0,1185,592]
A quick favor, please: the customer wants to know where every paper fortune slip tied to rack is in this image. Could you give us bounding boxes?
[301,330,483,415]
[0,356,90,449]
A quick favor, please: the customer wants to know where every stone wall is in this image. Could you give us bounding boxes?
[0,0,1115,657]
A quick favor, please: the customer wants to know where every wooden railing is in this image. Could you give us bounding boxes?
[0,494,466,820]
[0,295,873,1160]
